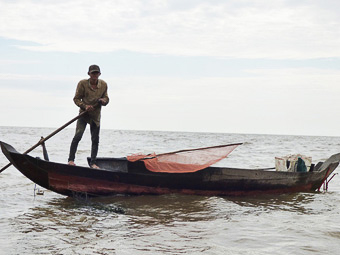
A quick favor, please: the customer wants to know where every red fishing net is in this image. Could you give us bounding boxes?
[127,143,242,173]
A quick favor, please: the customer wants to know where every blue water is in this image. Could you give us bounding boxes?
[0,126,340,254]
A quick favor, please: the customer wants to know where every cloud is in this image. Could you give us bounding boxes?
[106,67,340,135]
[0,73,75,81]
[0,0,340,58]
[0,59,40,65]
[1,65,339,135]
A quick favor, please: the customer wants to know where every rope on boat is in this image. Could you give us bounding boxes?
[33,184,44,197]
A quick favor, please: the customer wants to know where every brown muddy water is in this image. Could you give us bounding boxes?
[1,126,340,254]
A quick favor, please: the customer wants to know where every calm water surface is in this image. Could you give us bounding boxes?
[0,126,340,255]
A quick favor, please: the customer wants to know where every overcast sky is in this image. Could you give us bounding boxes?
[0,0,340,136]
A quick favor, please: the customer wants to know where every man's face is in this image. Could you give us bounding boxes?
[89,71,101,80]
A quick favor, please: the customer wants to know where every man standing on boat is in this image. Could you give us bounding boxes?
[68,65,109,169]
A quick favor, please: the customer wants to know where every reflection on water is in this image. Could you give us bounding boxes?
[4,191,340,255]
[227,193,318,213]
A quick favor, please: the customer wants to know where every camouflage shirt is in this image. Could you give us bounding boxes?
[73,79,109,126]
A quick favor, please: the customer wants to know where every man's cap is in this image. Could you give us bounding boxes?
[88,65,101,73]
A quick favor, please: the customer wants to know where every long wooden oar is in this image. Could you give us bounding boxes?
[0,110,90,173]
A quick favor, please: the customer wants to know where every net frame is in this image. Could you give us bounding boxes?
[127,143,242,173]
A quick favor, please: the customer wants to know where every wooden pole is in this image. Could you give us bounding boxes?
[0,110,89,173]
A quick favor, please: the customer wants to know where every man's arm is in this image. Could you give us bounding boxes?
[73,82,86,110]
[99,85,109,106]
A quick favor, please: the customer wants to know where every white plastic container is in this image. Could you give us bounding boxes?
[275,154,312,172]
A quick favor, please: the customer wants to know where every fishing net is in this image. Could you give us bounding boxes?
[127,143,242,173]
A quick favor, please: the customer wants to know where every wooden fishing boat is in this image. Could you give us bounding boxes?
[1,141,339,197]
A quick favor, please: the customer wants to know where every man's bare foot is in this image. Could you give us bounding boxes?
[90,164,100,169]
[68,161,76,166]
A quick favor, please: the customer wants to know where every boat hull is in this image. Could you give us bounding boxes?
[1,141,339,197]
